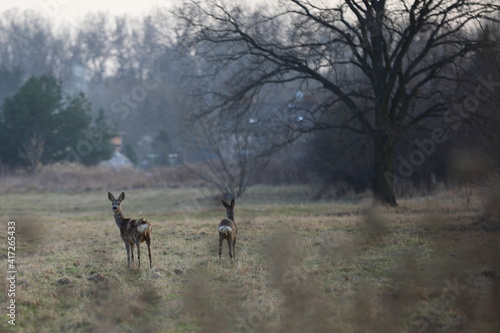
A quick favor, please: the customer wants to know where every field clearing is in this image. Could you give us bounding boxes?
[1,185,499,332]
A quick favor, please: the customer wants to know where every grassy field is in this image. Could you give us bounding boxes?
[1,185,499,332]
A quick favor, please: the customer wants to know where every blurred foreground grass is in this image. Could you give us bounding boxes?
[1,185,499,332]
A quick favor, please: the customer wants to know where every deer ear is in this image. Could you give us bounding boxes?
[222,200,229,208]
[230,199,235,207]
[108,192,115,201]
[119,192,125,201]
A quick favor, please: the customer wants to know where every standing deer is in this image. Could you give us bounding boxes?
[218,199,237,262]
[108,192,152,269]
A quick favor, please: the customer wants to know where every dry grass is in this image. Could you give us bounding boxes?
[0,164,207,193]
[0,185,499,332]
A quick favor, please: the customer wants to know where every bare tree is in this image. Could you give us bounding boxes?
[19,132,46,173]
[76,13,114,82]
[180,94,290,198]
[173,0,500,205]
[0,9,57,78]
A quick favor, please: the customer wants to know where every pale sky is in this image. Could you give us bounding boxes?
[0,0,176,25]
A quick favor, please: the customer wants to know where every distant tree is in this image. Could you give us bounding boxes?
[0,75,112,168]
[304,127,373,196]
[174,0,500,205]
[153,130,175,166]
[76,13,114,82]
[80,109,116,166]
[452,17,500,174]
[0,9,56,78]
[0,67,23,103]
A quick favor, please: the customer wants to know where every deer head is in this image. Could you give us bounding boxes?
[108,192,125,214]
[222,199,235,221]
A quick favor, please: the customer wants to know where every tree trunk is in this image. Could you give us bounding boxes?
[372,134,398,206]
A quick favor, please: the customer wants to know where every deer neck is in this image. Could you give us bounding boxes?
[227,212,234,221]
[113,210,125,227]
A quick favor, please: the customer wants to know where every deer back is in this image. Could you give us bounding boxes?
[120,218,151,243]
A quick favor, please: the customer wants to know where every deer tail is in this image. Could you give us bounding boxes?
[219,226,232,234]
[137,219,149,233]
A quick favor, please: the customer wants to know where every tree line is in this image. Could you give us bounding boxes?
[172,0,500,204]
[0,2,499,205]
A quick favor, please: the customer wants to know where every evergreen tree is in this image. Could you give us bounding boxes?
[0,75,113,168]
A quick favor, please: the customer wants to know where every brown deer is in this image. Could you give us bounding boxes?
[218,199,237,262]
[108,192,152,269]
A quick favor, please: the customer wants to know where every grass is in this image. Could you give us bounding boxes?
[1,185,499,332]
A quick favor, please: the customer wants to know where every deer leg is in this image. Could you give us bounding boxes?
[232,237,236,260]
[125,243,131,269]
[146,236,152,268]
[227,238,233,260]
[219,234,223,263]
[130,243,135,265]
[136,241,141,268]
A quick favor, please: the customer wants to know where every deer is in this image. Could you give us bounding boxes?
[218,199,238,263]
[108,192,152,269]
